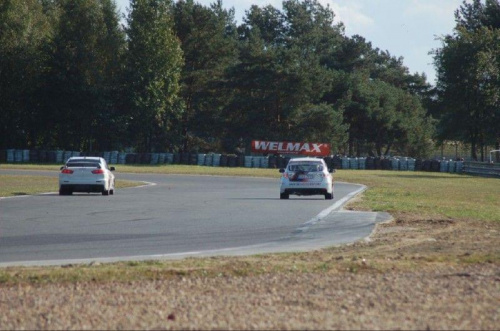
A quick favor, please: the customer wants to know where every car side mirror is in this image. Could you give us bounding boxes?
[110,167,115,171]
[279,168,285,173]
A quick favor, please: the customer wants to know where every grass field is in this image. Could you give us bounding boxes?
[0,163,498,329]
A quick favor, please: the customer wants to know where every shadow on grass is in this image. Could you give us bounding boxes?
[12,192,28,196]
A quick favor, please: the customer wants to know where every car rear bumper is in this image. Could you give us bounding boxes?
[280,180,333,195]
[282,188,330,196]
[60,184,105,193]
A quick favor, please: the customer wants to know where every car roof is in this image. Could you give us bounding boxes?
[288,157,324,163]
[67,156,103,162]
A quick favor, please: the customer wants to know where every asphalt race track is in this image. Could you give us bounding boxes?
[0,170,391,266]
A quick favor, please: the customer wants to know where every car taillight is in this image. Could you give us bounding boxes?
[92,169,105,174]
[61,169,73,174]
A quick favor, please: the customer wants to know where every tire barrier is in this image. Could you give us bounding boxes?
[244,156,252,168]
[391,158,399,171]
[350,157,358,170]
[415,159,422,171]
[173,153,180,164]
[448,160,456,173]
[219,154,228,167]
[431,160,441,172]
[268,155,277,168]
[276,155,285,169]
[119,152,127,165]
[55,150,63,164]
[251,156,260,168]
[212,154,221,167]
[341,157,349,169]
[7,149,15,162]
[358,157,366,170]
[440,160,449,173]
[1,149,472,175]
[166,153,174,164]
[204,153,213,166]
[227,155,238,167]
[14,150,23,162]
[151,153,159,165]
[63,151,72,163]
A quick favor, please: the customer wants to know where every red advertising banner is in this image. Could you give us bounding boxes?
[251,140,331,156]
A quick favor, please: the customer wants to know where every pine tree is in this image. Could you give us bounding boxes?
[125,0,183,152]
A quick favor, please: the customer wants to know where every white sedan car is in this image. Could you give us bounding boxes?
[279,157,334,200]
[59,157,115,196]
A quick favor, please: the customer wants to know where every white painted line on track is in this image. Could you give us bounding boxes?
[125,181,157,189]
[295,184,367,233]
[0,195,34,200]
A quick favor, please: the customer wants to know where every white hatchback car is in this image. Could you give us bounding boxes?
[59,157,115,195]
[279,157,334,200]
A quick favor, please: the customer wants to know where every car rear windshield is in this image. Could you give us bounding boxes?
[288,163,323,172]
[66,162,100,168]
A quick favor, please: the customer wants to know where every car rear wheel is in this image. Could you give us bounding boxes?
[280,193,289,200]
[325,192,334,200]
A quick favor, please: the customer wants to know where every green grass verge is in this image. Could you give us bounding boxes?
[337,170,500,222]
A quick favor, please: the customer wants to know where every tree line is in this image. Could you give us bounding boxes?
[432,0,500,161]
[0,0,498,160]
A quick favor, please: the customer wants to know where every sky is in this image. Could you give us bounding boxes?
[115,0,465,85]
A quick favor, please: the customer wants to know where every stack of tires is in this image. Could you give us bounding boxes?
[341,157,349,169]
[268,155,277,168]
[350,157,359,170]
[244,156,253,168]
[6,149,15,163]
[166,153,174,164]
[219,154,228,167]
[212,154,221,167]
[408,158,416,171]
[358,157,366,170]
[365,157,375,170]
[227,155,238,167]
[150,153,159,165]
